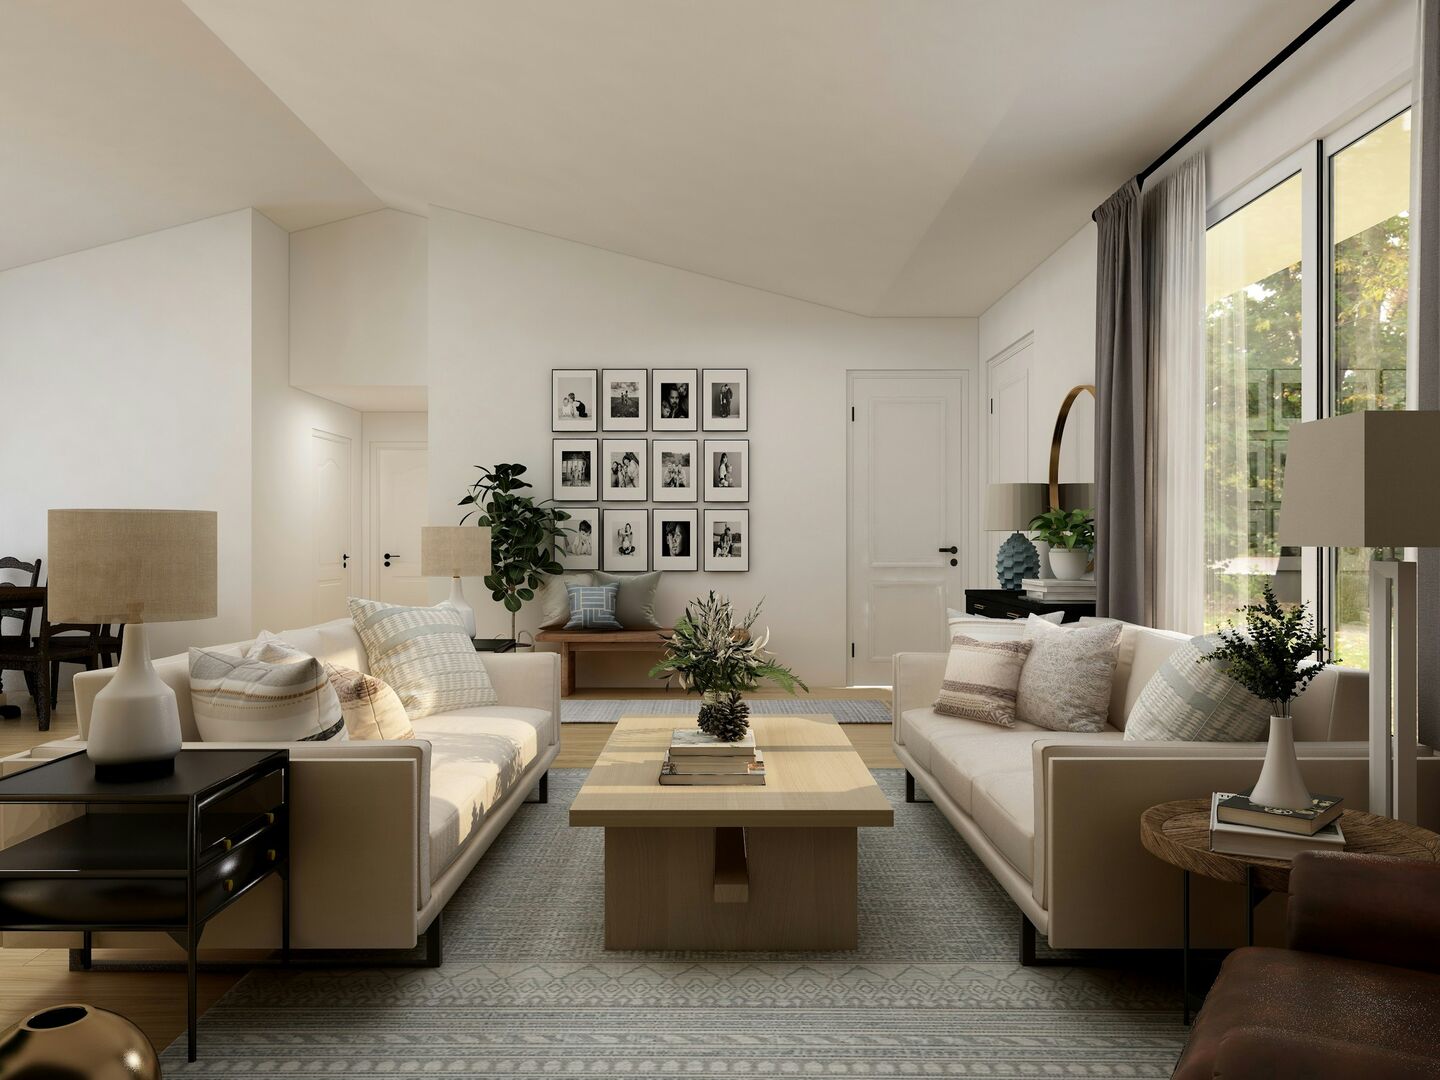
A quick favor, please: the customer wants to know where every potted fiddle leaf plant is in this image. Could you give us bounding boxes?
[1028,507,1095,580]
[1208,586,1335,810]
[650,593,808,741]
[459,463,570,644]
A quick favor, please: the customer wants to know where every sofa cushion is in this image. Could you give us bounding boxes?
[972,770,1036,879]
[1017,616,1122,733]
[934,634,1033,727]
[411,707,549,877]
[538,572,594,629]
[348,598,498,719]
[1124,633,1271,743]
[564,583,623,630]
[595,570,663,629]
[900,706,1046,777]
[189,642,346,743]
[325,663,415,740]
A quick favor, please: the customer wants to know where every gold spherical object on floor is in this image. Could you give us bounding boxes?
[0,1003,160,1078]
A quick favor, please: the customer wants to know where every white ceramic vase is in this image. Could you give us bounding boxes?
[1048,548,1090,581]
[1248,714,1313,811]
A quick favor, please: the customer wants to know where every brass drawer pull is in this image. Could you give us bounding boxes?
[222,838,233,851]
[224,879,235,894]
[265,812,276,825]
[266,849,278,862]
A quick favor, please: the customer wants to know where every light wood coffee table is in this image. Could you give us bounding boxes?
[570,713,893,950]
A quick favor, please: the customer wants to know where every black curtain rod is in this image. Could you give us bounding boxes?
[1137,0,1358,187]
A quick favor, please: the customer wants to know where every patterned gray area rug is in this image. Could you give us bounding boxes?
[162,770,1187,1077]
[561,697,892,723]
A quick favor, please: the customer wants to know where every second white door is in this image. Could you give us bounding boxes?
[371,442,430,606]
[312,430,354,622]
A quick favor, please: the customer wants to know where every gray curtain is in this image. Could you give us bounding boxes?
[1418,0,1440,749]
[1093,180,1149,623]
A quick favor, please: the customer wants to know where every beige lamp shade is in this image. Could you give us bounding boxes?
[1278,412,1440,548]
[1057,483,1096,512]
[421,526,492,578]
[47,509,217,624]
[985,483,1048,531]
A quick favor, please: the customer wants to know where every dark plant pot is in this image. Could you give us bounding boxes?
[697,690,750,741]
[0,1003,160,1079]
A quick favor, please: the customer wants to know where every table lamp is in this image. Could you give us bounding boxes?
[47,509,217,781]
[985,483,1048,590]
[421,525,491,638]
[1278,411,1440,822]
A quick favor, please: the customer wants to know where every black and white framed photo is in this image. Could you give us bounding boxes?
[554,506,600,570]
[651,439,698,502]
[552,369,598,432]
[703,439,749,501]
[601,438,648,501]
[601,368,647,431]
[652,368,698,431]
[553,438,599,501]
[603,508,649,572]
[704,509,749,572]
[702,368,748,431]
[653,508,698,571]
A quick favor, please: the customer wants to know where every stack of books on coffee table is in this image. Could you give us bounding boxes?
[1208,791,1345,859]
[1022,577,1096,603]
[660,729,766,786]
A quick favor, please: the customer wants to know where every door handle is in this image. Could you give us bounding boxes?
[342,553,349,568]
[938,546,958,554]
[384,552,400,567]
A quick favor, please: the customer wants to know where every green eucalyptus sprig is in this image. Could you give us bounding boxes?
[1206,586,1335,717]
[1028,507,1095,551]
[650,592,808,697]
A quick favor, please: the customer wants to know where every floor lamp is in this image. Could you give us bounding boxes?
[1278,412,1440,822]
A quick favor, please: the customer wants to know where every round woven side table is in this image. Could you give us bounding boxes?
[1140,798,1440,1022]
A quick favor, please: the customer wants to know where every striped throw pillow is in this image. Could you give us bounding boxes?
[325,663,415,740]
[347,598,498,719]
[946,611,1061,642]
[190,644,346,743]
[564,583,622,630]
[1123,634,1271,742]
[933,633,1034,728]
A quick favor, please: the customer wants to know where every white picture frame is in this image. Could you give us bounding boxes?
[652,368,698,431]
[552,438,599,501]
[552,369,598,432]
[704,509,749,572]
[601,438,648,501]
[603,508,650,572]
[702,368,748,431]
[703,439,749,502]
[653,508,699,571]
[651,439,698,502]
[601,368,647,431]
[554,506,600,570]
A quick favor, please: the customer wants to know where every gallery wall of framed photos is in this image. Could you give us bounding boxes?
[550,367,750,573]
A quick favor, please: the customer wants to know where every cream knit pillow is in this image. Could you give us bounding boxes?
[1016,615,1122,733]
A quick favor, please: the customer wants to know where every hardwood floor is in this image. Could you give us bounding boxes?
[0,688,899,1052]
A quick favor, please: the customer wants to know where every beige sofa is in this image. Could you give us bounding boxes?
[0,616,560,960]
[893,622,1440,954]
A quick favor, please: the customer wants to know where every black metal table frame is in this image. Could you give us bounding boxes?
[0,750,291,1062]
[1180,865,1267,1024]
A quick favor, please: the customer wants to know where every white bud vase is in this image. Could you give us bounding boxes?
[1248,714,1312,811]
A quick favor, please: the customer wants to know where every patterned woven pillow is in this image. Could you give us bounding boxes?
[564,583,622,630]
[1123,634,1270,742]
[1016,615,1122,733]
[325,663,415,740]
[190,644,346,743]
[347,598,498,719]
[933,634,1034,728]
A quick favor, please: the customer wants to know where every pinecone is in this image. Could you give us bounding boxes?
[697,691,751,742]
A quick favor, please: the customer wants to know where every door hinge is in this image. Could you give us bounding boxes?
[851,642,856,658]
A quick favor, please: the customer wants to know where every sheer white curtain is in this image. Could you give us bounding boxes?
[1143,154,1208,633]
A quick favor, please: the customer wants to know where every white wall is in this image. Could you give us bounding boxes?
[428,207,977,686]
[0,211,255,655]
[289,208,428,411]
[251,211,363,632]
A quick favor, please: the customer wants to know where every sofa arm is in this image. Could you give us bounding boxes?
[1209,1028,1437,1080]
[482,651,561,746]
[1288,852,1440,973]
[892,652,946,746]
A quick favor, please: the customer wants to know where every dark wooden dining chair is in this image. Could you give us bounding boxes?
[0,585,100,731]
[0,561,40,721]
[46,620,103,709]
[98,622,125,668]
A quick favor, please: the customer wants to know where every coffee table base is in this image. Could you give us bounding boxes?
[604,825,858,950]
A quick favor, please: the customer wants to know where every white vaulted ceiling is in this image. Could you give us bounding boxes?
[5,0,1339,314]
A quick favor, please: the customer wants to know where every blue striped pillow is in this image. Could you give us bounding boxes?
[565,583,622,630]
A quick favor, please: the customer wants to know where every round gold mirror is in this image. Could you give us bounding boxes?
[1048,384,1096,510]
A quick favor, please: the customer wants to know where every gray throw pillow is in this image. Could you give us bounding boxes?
[539,572,594,629]
[1123,634,1271,742]
[1016,615,1122,733]
[594,570,662,629]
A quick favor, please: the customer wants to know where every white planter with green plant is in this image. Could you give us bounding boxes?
[1027,508,1095,581]
[1209,587,1335,810]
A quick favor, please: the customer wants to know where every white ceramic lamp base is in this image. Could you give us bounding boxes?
[439,576,477,638]
[1248,714,1312,811]
[86,623,182,782]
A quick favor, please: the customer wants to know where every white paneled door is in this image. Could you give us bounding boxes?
[312,430,354,622]
[987,336,1032,484]
[370,442,429,605]
[847,371,968,686]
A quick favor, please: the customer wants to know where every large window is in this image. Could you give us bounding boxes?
[1203,99,1411,652]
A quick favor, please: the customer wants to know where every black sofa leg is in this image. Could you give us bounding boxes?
[1019,912,1036,966]
[531,771,548,804]
[905,770,916,803]
[423,913,443,967]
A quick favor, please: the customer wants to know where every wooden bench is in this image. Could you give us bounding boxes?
[533,628,672,696]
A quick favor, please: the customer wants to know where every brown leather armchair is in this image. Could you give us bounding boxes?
[1174,851,1440,1079]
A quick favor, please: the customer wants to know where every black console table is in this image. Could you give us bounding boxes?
[0,748,290,1061]
[964,588,1096,623]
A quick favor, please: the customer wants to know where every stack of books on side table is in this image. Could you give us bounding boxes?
[1209,791,1345,860]
[660,728,766,786]
[1022,577,1096,603]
